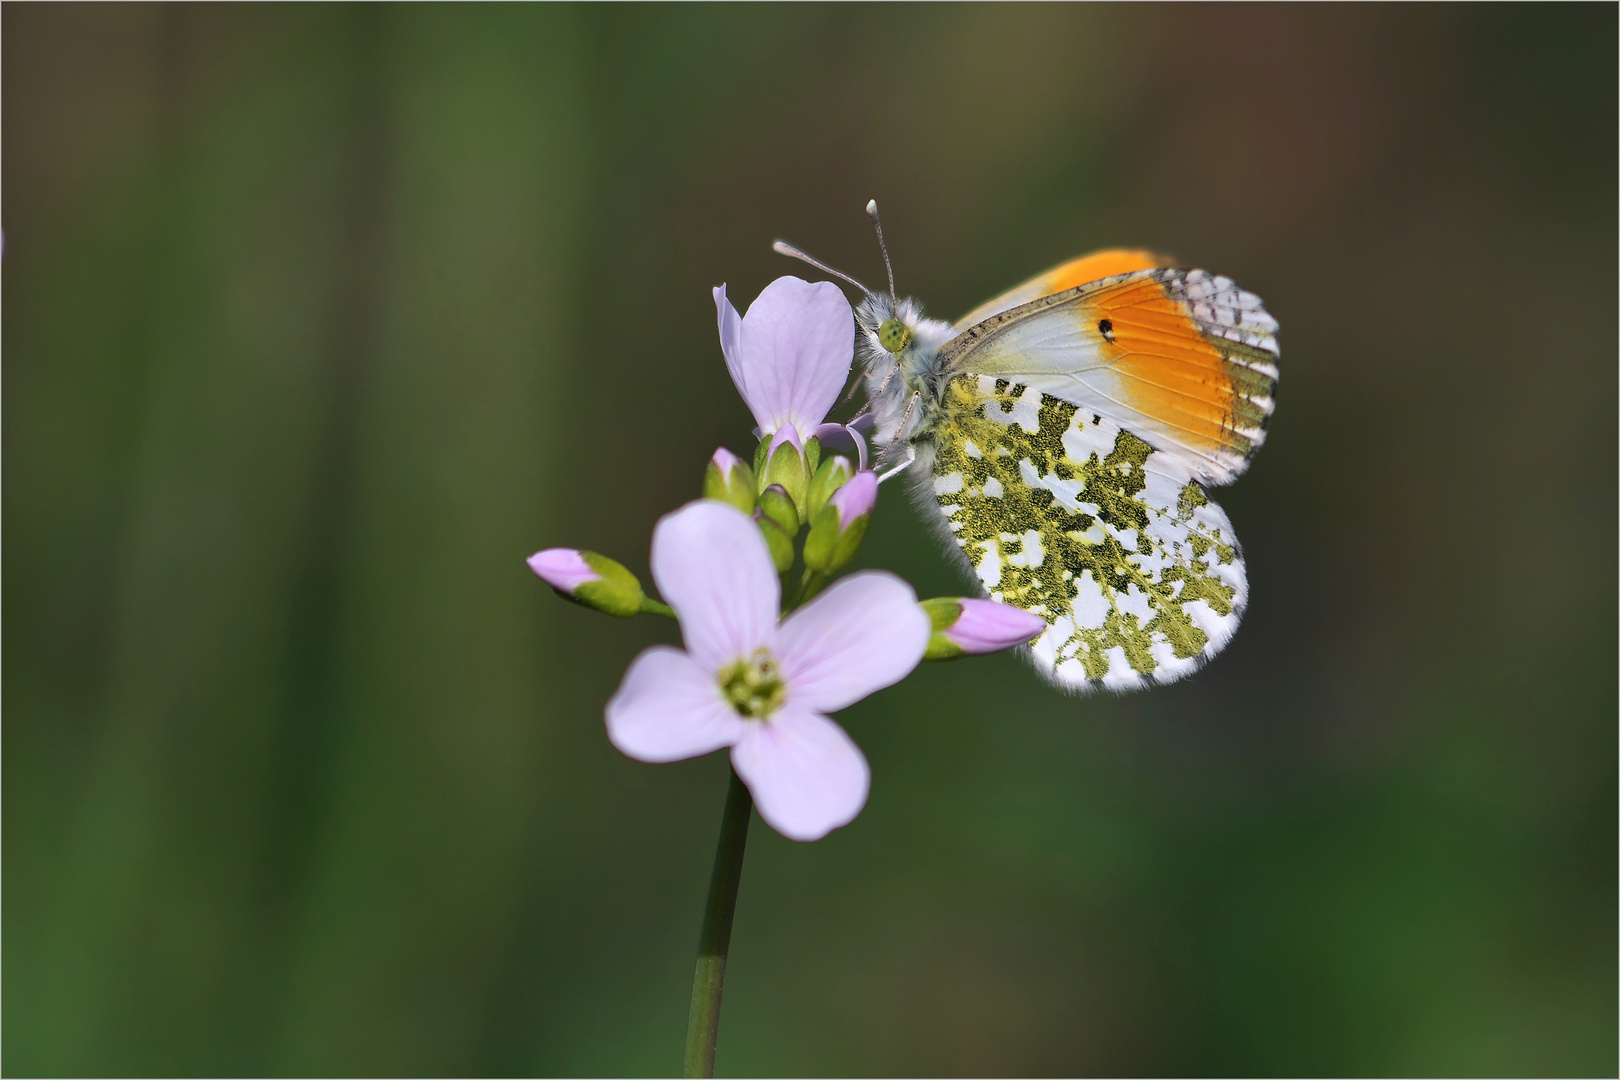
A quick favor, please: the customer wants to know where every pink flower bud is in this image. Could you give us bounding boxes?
[827,469,877,530]
[760,423,810,512]
[704,446,756,513]
[765,421,804,463]
[711,445,746,480]
[527,548,599,594]
[802,470,877,574]
[945,599,1046,654]
[528,548,647,618]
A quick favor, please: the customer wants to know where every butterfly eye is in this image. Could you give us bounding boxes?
[878,318,913,353]
[1098,318,1116,343]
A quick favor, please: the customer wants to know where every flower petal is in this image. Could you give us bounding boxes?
[651,500,779,670]
[606,646,748,762]
[776,570,930,713]
[736,276,853,438]
[812,422,868,471]
[714,285,747,402]
[732,704,869,841]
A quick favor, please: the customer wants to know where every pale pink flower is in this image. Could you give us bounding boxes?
[715,276,853,445]
[606,500,930,840]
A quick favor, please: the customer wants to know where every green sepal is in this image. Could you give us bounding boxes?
[760,435,809,513]
[568,552,646,618]
[754,511,795,573]
[639,596,676,618]
[788,568,830,609]
[752,436,770,478]
[757,484,800,535]
[920,597,967,661]
[803,436,821,479]
[805,455,853,521]
[802,503,867,574]
[703,456,756,514]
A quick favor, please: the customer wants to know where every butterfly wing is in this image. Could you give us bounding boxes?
[938,268,1279,486]
[924,375,1246,692]
[953,249,1174,331]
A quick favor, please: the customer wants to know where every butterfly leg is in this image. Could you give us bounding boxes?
[835,367,867,407]
[868,360,900,405]
[874,389,922,481]
[877,444,916,483]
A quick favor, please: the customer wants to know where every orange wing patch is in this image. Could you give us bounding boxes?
[1079,272,1277,463]
[1041,249,1172,294]
[955,249,1174,330]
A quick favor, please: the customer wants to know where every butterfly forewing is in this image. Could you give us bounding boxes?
[952,249,1172,330]
[924,375,1247,691]
[937,268,1279,486]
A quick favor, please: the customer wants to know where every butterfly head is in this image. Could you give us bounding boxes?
[877,315,913,353]
[855,291,914,365]
[853,290,955,446]
[773,202,953,447]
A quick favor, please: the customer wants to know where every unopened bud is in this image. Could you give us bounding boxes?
[754,510,795,573]
[703,446,756,514]
[528,548,645,618]
[757,483,799,535]
[802,469,876,573]
[805,454,854,521]
[921,597,1046,661]
[758,426,809,513]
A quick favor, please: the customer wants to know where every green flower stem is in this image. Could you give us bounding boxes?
[681,500,834,1075]
[683,766,754,1078]
[640,596,676,618]
[784,568,828,611]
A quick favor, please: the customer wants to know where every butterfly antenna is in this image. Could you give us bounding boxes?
[772,241,871,294]
[865,199,897,303]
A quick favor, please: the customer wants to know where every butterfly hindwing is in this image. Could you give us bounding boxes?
[923,374,1247,692]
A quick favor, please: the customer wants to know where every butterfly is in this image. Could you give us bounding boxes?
[779,204,1279,692]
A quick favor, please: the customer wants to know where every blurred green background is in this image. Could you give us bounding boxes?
[5,4,1615,1076]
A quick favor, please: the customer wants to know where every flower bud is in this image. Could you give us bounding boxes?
[757,483,799,535]
[754,510,795,573]
[802,469,876,574]
[758,426,810,513]
[921,597,1046,661]
[703,446,755,514]
[805,454,854,522]
[528,548,645,618]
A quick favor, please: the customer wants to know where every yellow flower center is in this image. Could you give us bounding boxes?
[718,649,786,719]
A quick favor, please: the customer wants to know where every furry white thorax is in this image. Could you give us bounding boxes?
[853,292,958,456]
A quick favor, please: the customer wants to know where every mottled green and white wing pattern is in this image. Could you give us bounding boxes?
[925,374,1246,691]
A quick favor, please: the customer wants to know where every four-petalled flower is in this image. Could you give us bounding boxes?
[606,500,930,840]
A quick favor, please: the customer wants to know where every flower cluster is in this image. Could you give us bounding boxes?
[528,275,1043,840]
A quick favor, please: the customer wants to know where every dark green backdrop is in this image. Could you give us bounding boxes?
[5,4,1615,1075]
